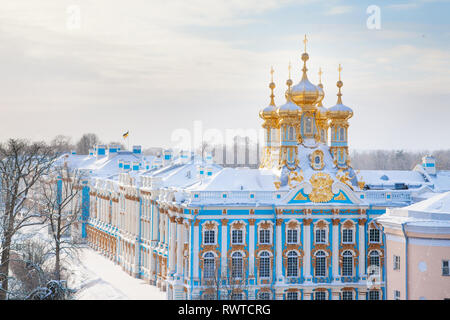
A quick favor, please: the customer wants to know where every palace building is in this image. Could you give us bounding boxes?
[61,39,450,300]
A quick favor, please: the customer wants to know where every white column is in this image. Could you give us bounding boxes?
[176,217,184,277]
[332,218,340,281]
[332,290,340,300]
[168,215,176,275]
[193,221,199,281]
[358,289,366,300]
[152,203,159,241]
[359,218,366,279]
[303,219,312,280]
[221,219,228,277]
[249,219,255,278]
[276,219,282,281]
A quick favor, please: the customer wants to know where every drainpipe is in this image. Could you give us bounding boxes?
[401,223,408,300]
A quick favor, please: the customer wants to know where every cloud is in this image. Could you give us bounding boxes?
[324,5,353,15]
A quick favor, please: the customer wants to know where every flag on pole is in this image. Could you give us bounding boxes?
[123,131,129,139]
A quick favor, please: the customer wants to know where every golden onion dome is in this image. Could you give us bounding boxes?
[328,66,353,120]
[278,77,300,118]
[288,52,321,106]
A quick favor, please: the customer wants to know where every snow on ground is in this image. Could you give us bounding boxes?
[67,247,166,300]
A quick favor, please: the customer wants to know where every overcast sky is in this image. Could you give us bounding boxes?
[0,0,449,151]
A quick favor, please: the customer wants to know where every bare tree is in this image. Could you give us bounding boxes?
[0,139,57,300]
[37,164,83,281]
[76,133,100,155]
[200,257,249,300]
[50,135,74,154]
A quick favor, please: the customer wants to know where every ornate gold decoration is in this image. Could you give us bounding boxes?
[336,169,354,190]
[302,218,312,226]
[287,220,299,229]
[343,220,354,228]
[293,190,308,201]
[288,170,304,188]
[203,221,217,230]
[334,192,347,201]
[332,218,340,226]
[309,172,334,203]
[315,220,327,229]
[259,221,272,229]
[310,149,325,170]
[231,221,245,229]
[358,218,367,225]
[274,181,281,190]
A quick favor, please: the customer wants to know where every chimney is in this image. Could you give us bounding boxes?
[132,145,142,155]
[109,144,120,158]
[422,155,436,175]
[163,149,173,166]
[96,144,106,158]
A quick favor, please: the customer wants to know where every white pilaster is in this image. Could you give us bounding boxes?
[249,219,255,278]
[176,217,184,277]
[221,219,228,277]
[332,219,340,281]
[359,218,366,279]
[276,219,283,281]
[303,219,312,280]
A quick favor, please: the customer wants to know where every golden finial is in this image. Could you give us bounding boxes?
[337,64,343,104]
[303,34,308,53]
[286,62,293,100]
[318,67,323,84]
[301,35,309,80]
[269,66,276,106]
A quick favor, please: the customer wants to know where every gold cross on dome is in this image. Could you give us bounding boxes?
[270,66,274,82]
[338,64,343,81]
[288,61,292,79]
[303,34,308,52]
[318,67,323,83]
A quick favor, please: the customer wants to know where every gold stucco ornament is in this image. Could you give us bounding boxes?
[309,172,334,203]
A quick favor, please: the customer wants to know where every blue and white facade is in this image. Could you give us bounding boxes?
[61,44,450,300]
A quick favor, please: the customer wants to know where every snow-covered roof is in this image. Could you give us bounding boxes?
[377,191,450,232]
[430,171,450,192]
[186,167,278,192]
[356,170,427,188]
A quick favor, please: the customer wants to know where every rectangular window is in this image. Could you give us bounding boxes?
[259,229,271,244]
[204,230,215,244]
[369,228,380,243]
[443,261,450,276]
[394,290,400,300]
[394,255,400,270]
[315,291,326,300]
[368,290,380,300]
[232,229,243,245]
[342,291,353,300]
[315,229,326,244]
[287,229,298,244]
[342,229,353,243]
[286,292,298,300]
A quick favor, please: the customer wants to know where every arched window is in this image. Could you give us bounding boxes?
[231,252,243,279]
[203,252,215,279]
[259,251,271,278]
[369,251,380,275]
[339,127,345,141]
[315,251,326,277]
[287,251,298,277]
[305,117,312,133]
[342,290,353,300]
[342,250,353,276]
[288,126,295,140]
